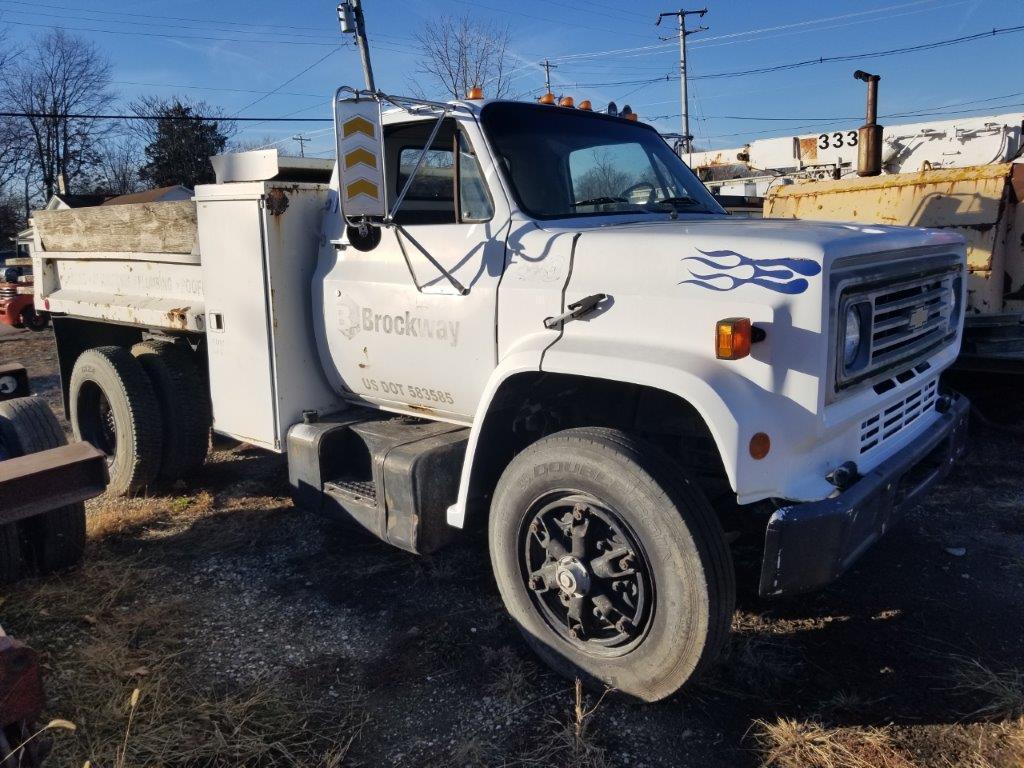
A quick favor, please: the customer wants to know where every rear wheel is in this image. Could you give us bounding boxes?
[70,346,162,496]
[0,397,86,574]
[489,427,735,702]
[132,339,210,479]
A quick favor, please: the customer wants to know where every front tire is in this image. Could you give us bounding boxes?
[489,427,735,702]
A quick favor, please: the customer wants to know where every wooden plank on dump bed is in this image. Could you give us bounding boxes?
[32,200,198,254]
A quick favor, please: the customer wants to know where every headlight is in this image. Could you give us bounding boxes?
[843,305,863,368]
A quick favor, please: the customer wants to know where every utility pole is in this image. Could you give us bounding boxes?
[656,8,707,156]
[292,134,311,157]
[338,0,376,92]
[541,59,558,94]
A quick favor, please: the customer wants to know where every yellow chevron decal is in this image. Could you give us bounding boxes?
[344,147,378,169]
[346,178,379,200]
[342,115,375,139]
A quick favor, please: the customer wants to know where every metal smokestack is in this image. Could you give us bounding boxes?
[854,70,882,176]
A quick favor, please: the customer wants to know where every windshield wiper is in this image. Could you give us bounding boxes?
[570,196,630,207]
[647,196,704,209]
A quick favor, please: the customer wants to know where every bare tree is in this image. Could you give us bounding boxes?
[126,95,236,147]
[0,29,27,192]
[94,138,144,195]
[413,15,512,100]
[0,29,115,200]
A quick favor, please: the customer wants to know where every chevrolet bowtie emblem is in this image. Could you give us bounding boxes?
[907,306,929,330]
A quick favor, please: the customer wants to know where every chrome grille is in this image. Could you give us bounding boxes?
[869,275,954,367]
[838,263,959,389]
[859,377,938,454]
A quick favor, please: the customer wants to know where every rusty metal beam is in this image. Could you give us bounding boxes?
[0,442,108,524]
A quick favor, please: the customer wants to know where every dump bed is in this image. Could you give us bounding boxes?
[32,200,206,332]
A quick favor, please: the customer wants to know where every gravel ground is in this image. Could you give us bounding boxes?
[2,327,1023,767]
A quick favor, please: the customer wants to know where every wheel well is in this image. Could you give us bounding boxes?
[52,318,204,417]
[465,372,733,528]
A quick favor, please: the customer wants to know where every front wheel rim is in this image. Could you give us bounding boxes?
[520,491,655,657]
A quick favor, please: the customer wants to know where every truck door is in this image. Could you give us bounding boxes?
[319,116,509,421]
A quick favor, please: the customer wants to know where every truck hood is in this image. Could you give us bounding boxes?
[562,216,965,270]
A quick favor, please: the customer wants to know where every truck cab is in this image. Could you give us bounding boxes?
[32,92,969,703]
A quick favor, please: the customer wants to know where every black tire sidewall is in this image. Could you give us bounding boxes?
[489,430,722,702]
[131,339,210,479]
[70,347,161,496]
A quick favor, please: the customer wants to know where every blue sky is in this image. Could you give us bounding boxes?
[2,0,1021,157]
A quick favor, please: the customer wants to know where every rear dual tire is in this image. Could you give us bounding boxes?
[69,342,210,496]
[489,427,735,702]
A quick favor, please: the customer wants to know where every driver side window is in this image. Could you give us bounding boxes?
[385,120,494,225]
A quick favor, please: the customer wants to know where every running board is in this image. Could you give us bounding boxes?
[287,407,468,554]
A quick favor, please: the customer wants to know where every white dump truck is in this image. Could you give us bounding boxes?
[28,88,970,701]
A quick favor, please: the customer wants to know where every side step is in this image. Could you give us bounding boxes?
[287,408,468,554]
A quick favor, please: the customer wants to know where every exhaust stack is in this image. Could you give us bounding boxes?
[854,70,882,176]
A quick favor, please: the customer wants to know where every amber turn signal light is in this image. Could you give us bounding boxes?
[539,92,555,105]
[749,432,771,460]
[559,95,574,108]
[578,100,592,111]
[716,317,752,360]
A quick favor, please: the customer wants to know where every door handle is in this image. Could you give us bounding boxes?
[544,293,608,330]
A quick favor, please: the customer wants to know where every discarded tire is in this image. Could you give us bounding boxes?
[0,396,86,574]
[489,427,735,702]
[132,339,211,480]
[70,346,162,496]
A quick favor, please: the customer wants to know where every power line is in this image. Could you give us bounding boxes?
[0,0,338,33]
[0,18,339,46]
[693,24,1024,80]
[0,111,331,122]
[232,46,343,116]
[531,0,960,66]
[112,81,322,99]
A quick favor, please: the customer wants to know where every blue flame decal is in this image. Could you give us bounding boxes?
[680,249,821,294]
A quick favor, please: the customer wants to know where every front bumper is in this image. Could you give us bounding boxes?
[759,391,969,597]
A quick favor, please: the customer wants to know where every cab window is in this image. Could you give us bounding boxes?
[384,119,493,225]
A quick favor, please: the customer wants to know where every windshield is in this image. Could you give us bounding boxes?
[480,102,724,220]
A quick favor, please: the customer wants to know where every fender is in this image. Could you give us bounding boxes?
[446,335,772,528]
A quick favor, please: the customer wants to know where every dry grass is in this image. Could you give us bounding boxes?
[950,657,1024,720]
[3,552,367,767]
[754,718,916,768]
[85,491,214,539]
[755,714,1024,768]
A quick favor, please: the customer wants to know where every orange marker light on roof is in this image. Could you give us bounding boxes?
[466,85,484,100]
[559,95,574,108]
[539,92,555,105]
[626,112,638,121]
[716,317,752,360]
[578,100,592,111]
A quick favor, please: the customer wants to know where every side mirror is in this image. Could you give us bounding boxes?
[333,94,387,222]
